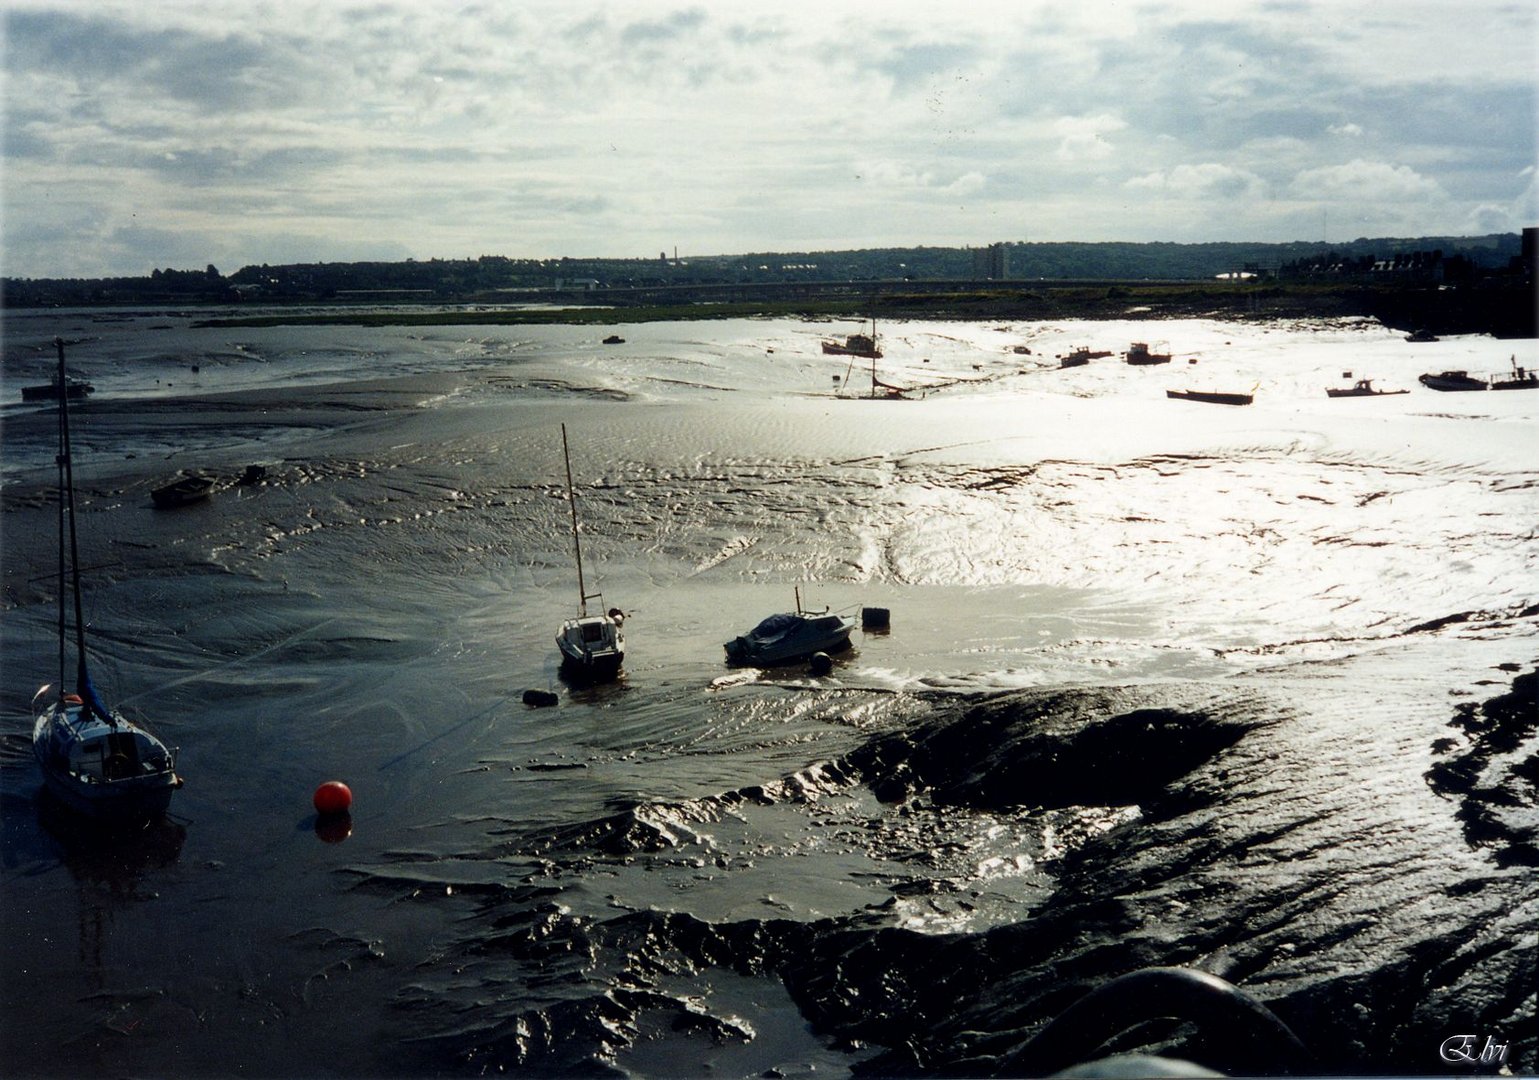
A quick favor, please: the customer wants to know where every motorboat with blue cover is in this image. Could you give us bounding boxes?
[724,593,855,666]
[1419,370,1487,391]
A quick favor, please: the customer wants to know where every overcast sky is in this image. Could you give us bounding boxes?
[3,0,1535,279]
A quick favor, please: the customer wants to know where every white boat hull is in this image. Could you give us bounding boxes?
[33,691,181,822]
[557,615,625,680]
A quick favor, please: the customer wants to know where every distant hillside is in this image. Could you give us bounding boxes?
[1,234,1526,308]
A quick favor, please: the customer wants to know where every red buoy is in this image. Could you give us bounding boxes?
[313,780,353,816]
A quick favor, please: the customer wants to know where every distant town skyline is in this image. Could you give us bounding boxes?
[4,0,1536,280]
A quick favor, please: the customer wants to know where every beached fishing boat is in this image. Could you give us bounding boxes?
[822,319,882,359]
[555,424,625,681]
[1326,379,1408,398]
[1489,357,1537,391]
[32,339,182,823]
[1125,342,1172,365]
[724,589,855,666]
[1418,370,1487,392]
[1059,347,1112,368]
[151,472,216,509]
[1166,389,1253,406]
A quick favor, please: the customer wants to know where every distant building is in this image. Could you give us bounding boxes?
[1369,250,1444,283]
[972,243,1009,280]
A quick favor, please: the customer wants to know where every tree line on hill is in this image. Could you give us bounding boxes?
[1,234,1527,308]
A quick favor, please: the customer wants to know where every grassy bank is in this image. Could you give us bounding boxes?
[191,281,1534,337]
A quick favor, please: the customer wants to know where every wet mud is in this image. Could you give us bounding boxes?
[2,312,1535,1077]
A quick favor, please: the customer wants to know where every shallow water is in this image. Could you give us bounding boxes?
[2,309,1535,1076]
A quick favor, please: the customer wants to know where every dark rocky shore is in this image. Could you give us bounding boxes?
[413,673,1536,1076]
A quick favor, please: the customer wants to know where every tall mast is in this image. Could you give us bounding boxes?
[55,340,68,697]
[56,338,94,716]
[870,316,879,398]
[561,423,587,617]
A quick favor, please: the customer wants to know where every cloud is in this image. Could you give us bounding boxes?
[875,42,983,95]
[1125,163,1265,199]
[1053,114,1126,162]
[6,8,329,114]
[945,171,988,196]
[1,0,1533,276]
[1289,159,1445,201]
[860,161,987,197]
[621,7,707,45]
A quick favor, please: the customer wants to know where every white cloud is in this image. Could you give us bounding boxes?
[1,0,1532,275]
[1289,160,1445,202]
[1053,114,1127,162]
[1125,163,1265,200]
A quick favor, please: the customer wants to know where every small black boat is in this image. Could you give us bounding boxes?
[1059,347,1111,368]
[1166,389,1253,406]
[1418,370,1487,392]
[1126,342,1172,365]
[1326,379,1408,398]
[151,473,217,509]
[22,376,94,402]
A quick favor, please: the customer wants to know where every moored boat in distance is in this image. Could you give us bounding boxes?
[555,424,625,681]
[1125,342,1172,365]
[32,338,182,823]
[1059,346,1113,368]
[22,374,95,402]
[1166,389,1253,406]
[822,319,882,359]
[1489,357,1538,391]
[1326,379,1408,398]
[724,588,855,666]
[151,472,217,509]
[1418,370,1487,392]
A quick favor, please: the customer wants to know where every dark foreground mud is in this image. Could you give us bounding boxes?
[4,313,1534,1079]
[1428,669,1539,869]
[387,674,1535,1077]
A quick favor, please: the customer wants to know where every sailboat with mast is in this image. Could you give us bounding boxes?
[554,424,625,681]
[821,317,882,359]
[32,338,182,822]
[828,318,909,398]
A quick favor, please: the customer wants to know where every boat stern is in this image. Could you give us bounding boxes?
[558,615,626,677]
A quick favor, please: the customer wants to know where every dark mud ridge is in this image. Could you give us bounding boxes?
[1427,668,1539,868]
[392,678,1536,1077]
